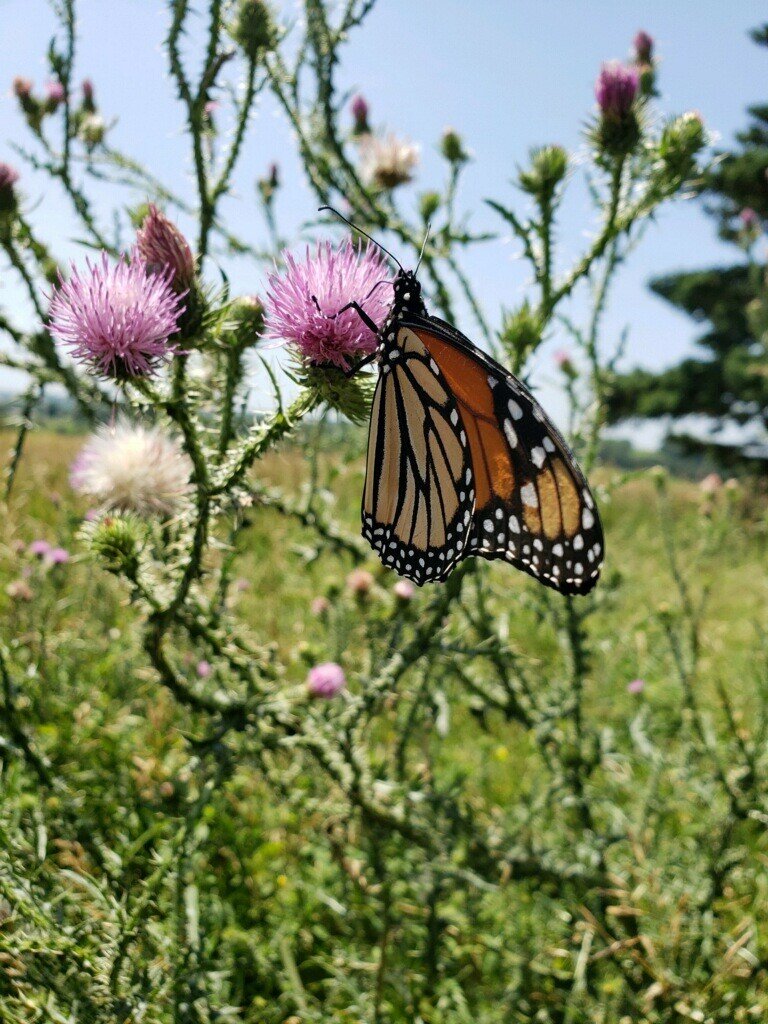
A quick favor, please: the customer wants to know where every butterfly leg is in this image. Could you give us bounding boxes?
[343,351,378,379]
[311,295,380,335]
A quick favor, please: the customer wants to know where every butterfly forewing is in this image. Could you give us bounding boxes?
[362,328,475,585]
[403,319,604,595]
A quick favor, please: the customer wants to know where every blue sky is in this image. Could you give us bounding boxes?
[1,0,765,439]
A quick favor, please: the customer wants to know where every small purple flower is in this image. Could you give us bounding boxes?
[311,596,331,616]
[0,162,20,210]
[0,163,19,189]
[346,568,374,596]
[7,579,33,602]
[196,660,212,678]
[204,100,220,119]
[307,662,346,699]
[740,207,759,230]
[45,81,65,109]
[633,31,654,64]
[48,250,185,379]
[351,94,370,134]
[28,539,51,557]
[12,77,33,100]
[82,79,95,104]
[627,678,645,694]
[266,240,392,369]
[46,547,70,565]
[393,579,415,602]
[595,62,639,119]
[136,204,196,291]
[554,349,574,371]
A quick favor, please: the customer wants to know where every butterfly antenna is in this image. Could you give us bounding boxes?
[318,206,404,272]
[415,221,431,275]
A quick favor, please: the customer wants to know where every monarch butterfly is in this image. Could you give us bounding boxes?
[320,209,604,595]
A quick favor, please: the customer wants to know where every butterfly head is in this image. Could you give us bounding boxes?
[391,269,427,319]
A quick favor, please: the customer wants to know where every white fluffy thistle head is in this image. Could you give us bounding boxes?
[70,420,192,515]
[358,132,419,189]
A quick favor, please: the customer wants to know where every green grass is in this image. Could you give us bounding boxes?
[2,428,768,1023]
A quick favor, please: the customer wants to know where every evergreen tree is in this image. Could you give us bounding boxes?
[606,25,768,470]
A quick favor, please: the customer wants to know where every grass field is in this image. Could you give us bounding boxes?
[2,428,768,1022]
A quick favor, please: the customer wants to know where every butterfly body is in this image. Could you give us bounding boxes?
[360,268,604,595]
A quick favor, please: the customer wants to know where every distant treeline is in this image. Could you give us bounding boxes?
[0,390,727,479]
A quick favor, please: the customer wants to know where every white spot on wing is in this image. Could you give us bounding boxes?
[531,446,546,468]
[504,421,518,448]
[521,482,538,508]
[508,399,523,420]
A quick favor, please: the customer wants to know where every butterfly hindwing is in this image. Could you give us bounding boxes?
[400,317,604,595]
[361,327,475,585]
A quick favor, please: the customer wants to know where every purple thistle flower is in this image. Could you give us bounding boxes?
[351,94,368,122]
[45,81,65,108]
[0,163,19,189]
[13,77,33,100]
[346,568,374,595]
[740,207,760,230]
[393,579,415,602]
[266,240,392,370]
[196,660,213,678]
[48,250,185,380]
[595,62,639,119]
[136,204,196,291]
[307,662,346,699]
[82,79,95,103]
[0,162,20,210]
[633,31,654,64]
[28,539,51,557]
[311,596,330,616]
[351,93,370,134]
[46,546,70,565]
[627,678,645,694]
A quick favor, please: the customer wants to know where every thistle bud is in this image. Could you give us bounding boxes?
[83,513,144,578]
[554,349,577,378]
[224,294,265,350]
[518,145,568,203]
[499,302,543,372]
[229,0,277,61]
[79,112,106,149]
[0,163,20,217]
[655,111,705,183]
[350,94,370,136]
[43,81,65,114]
[595,62,638,119]
[257,162,280,204]
[440,127,469,165]
[13,77,33,101]
[593,62,640,156]
[13,77,41,130]
[81,79,96,113]
[136,204,196,291]
[419,190,441,222]
[633,30,654,64]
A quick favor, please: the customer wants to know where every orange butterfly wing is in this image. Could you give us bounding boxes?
[406,320,604,595]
